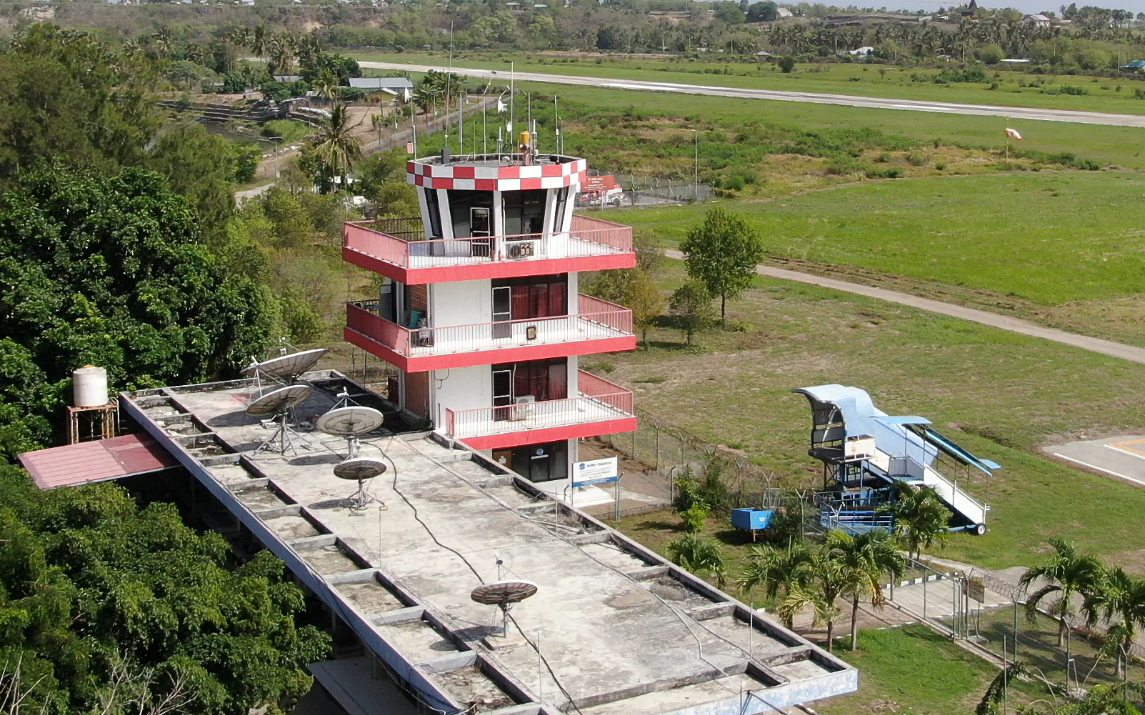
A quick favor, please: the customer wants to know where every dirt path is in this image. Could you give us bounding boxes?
[664,249,1145,366]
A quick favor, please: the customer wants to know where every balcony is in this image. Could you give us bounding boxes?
[444,371,636,450]
[344,295,637,371]
[343,214,636,284]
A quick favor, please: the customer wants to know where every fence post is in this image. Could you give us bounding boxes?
[655,428,660,472]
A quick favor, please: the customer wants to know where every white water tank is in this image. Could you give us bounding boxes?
[73,366,109,407]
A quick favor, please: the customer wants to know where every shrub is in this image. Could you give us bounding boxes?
[778,56,796,73]
[906,151,927,167]
[865,166,903,179]
[680,503,710,533]
[1059,85,1089,95]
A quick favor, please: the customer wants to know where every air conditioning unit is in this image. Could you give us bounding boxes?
[513,395,535,420]
[507,241,535,260]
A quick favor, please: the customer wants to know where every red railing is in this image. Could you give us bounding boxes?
[346,298,633,357]
[346,301,410,355]
[344,215,633,270]
[444,370,634,440]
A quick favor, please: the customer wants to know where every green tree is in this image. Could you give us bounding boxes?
[739,541,816,627]
[747,1,780,22]
[587,269,664,347]
[1018,538,1103,648]
[667,534,727,588]
[777,556,845,652]
[778,56,796,72]
[0,25,159,186]
[669,280,716,345]
[975,661,1025,715]
[878,483,950,560]
[823,528,904,651]
[714,1,747,24]
[1081,565,1145,677]
[309,104,362,194]
[0,465,330,714]
[144,124,238,243]
[680,206,764,323]
[0,166,276,449]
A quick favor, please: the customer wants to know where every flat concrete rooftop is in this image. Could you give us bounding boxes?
[121,372,857,715]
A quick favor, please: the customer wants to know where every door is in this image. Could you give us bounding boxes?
[493,449,512,470]
[492,286,512,340]
[492,369,513,422]
[471,207,491,258]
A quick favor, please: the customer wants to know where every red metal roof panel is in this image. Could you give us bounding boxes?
[19,433,179,490]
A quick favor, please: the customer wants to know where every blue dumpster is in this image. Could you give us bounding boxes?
[731,508,774,532]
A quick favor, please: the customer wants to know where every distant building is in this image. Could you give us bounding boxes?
[849,46,874,57]
[347,76,414,100]
[1123,59,1145,70]
[959,0,977,18]
[776,6,793,17]
[1023,13,1051,27]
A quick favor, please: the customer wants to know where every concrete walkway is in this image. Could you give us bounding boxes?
[359,61,1145,128]
[664,249,1145,366]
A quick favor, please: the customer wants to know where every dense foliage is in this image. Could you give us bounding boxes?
[0,165,276,452]
[0,465,330,714]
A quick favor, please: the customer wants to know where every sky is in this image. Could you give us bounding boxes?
[812,0,1145,14]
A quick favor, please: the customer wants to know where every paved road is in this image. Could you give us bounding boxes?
[360,61,1145,128]
[664,249,1145,365]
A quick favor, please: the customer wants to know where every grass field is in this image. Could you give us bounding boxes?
[592,170,1145,346]
[592,262,1145,570]
[817,625,1042,715]
[358,50,1145,116]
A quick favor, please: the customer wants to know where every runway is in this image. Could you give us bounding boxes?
[359,60,1145,128]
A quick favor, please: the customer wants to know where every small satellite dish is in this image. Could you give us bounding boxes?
[246,385,312,455]
[317,407,384,436]
[333,457,387,481]
[471,580,538,638]
[471,581,538,606]
[334,457,387,511]
[242,348,328,381]
[317,406,384,459]
[246,385,312,417]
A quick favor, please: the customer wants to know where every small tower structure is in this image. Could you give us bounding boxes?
[343,133,637,491]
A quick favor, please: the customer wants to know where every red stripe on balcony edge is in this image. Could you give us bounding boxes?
[343,249,635,285]
[344,328,411,371]
[400,335,637,372]
[456,417,637,451]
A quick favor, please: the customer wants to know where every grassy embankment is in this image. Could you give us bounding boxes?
[358,50,1145,115]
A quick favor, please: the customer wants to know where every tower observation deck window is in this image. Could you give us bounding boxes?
[504,190,546,237]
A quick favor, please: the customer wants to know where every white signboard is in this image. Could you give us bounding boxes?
[573,457,618,486]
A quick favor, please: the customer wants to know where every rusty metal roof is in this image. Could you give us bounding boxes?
[19,433,178,490]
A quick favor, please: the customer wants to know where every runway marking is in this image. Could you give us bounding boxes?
[1052,452,1145,487]
[1107,438,1145,459]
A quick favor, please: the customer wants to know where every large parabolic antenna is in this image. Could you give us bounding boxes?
[471,580,538,637]
[333,457,387,511]
[246,385,312,455]
[317,406,384,458]
[242,348,328,383]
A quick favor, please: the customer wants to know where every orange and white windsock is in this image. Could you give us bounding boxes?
[1005,127,1023,140]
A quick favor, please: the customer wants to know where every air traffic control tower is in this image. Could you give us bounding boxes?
[343,137,638,496]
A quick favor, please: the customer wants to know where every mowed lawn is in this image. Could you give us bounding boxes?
[358,51,1145,116]
[591,267,1145,569]
[599,171,1145,344]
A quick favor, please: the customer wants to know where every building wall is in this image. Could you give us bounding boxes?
[405,371,431,420]
[430,279,492,328]
[430,364,492,430]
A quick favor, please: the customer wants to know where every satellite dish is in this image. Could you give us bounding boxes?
[471,580,538,638]
[471,581,538,606]
[246,385,312,455]
[246,385,312,417]
[317,407,384,436]
[317,406,384,459]
[242,348,328,381]
[334,457,387,481]
[334,457,387,511]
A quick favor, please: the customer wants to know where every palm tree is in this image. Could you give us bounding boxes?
[1081,565,1145,677]
[250,24,268,58]
[825,528,905,651]
[313,69,341,102]
[739,541,815,628]
[878,483,949,560]
[667,534,727,588]
[310,104,362,193]
[778,553,846,652]
[1019,538,1102,648]
[975,661,1025,715]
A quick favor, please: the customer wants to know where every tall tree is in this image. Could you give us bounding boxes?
[739,541,815,627]
[0,465,330,714]
[824,528,905,651]
[1019,538,1102,648]
[309,104,362,194]
[0,166,275,450]
[680,206,764,323]
[669,280,716,345]
[1081,565,1145,677]
[878,483,950,560]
